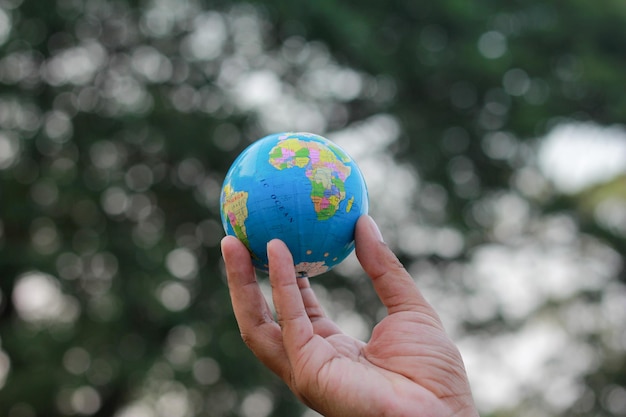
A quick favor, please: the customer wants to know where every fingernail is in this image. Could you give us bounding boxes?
[367,215,384,242]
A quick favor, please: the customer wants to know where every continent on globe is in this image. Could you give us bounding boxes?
[221,183,251,250]
[220,132,368,278]
[292,261,329,278]
[269,137,352,221]
[346,196,355,213]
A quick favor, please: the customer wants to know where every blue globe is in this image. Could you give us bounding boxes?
[220,132,369,277]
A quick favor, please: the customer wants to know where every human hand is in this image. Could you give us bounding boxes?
[221,215,478,417]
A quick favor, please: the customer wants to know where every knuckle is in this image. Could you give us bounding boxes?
[240,331,257,348]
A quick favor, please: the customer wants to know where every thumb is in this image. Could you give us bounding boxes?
[355,215,439,318]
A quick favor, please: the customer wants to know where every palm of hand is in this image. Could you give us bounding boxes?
[290,310,470,417]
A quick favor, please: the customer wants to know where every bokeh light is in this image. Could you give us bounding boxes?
[1,0,624,416]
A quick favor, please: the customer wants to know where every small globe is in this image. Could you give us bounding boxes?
[220,132,369,277]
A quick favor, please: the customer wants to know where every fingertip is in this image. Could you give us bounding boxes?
[267,238,286,253]
[357,215,384,243]
[220,234,236,252]
[221,235,247,260]
[221,236,256,285]
[355,215,388,269]
[267,239,295,279]
[268,238,296,263]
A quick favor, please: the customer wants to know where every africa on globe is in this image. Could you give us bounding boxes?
[220,132,369,278]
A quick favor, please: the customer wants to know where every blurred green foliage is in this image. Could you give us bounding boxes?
[0,0,625,416]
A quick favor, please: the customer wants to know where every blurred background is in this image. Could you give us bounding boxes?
[1,0,625,416]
